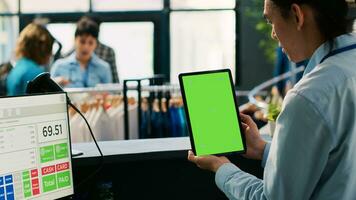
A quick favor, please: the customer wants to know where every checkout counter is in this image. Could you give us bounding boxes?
[71,137,264,199]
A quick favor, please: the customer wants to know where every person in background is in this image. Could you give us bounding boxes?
[274,46,291,93]
[64,16,119,83]
[51,16,112,88]
[188,0,356,199]
[274,46,309,95]
[91,16,119,83]
[6,23,54,96]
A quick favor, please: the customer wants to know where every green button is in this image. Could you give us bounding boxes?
[40,145,54,163]
[57,171,71,188]
[42,174,57,192]
[23,180,32,197]
[55,143,69,160]
[22,171,30,180]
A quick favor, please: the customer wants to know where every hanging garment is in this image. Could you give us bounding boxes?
[140,108,150,139]
[84,105,97,142]
[107,104,125,140]
[140,98,151,139]
[128,104,139,139]
[150,99,163,138]
[177,106,188,137]
[70,113,85,143]
[169,106,180,137]
[161,98,171,138]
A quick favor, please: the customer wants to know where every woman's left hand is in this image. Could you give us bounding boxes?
[188,150,231,172]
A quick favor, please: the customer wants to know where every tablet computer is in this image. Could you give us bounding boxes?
[179,69,246,156]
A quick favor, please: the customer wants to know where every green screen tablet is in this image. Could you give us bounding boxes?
[179,69,246,156]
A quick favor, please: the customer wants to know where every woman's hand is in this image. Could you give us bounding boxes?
[239,113,267,160]
[187,150,230,172]
[188,113,267,172]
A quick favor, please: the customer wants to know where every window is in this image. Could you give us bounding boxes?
[0,16,18,63]
[170,0,235,10]
[10,0,238,83]
[0,0,18,13]
[47,23,76,56]
[47,22,154,81]
[92,0,163,11]
[100,22,154,80]
[170,11,235,83]
[21,0,89,13]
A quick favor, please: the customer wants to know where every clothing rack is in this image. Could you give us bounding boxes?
[64,83,180,93]
[123,75,166,140]
[65,84,257,96]
[65,80,259,140]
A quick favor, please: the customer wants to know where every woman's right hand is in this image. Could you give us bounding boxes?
[239,113,267,160]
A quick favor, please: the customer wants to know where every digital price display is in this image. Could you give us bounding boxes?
[0,93,74,200]
[41,124,64,137]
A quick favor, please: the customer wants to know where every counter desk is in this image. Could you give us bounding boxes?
[70,137,263,200]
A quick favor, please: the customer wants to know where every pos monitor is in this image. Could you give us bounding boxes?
[179,69,246,156]
[0,93,74,199]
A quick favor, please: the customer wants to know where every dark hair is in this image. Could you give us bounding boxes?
[75,16,99,39]
[271,0,353,41]
[15,23,54,65]
[87,15,102,27]
[82,15,102,33]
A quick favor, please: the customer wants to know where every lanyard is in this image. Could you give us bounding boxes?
[319,43,356,64]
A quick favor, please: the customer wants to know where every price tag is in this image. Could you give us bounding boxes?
[37,120,67,143]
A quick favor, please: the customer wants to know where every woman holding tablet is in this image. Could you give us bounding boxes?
[188,0,356,199]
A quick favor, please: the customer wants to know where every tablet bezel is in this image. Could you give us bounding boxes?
[179,69,246,156]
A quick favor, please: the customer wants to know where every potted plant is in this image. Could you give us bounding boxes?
[265,87,282,137]
[244,0,278,64]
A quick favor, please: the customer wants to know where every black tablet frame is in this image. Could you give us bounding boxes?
[178,69,246,156]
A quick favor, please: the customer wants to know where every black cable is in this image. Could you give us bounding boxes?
[25,72,106,189]
[69,102,104,189]
[69,102,103,157]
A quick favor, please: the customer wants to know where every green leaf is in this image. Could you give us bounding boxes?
[243,0,278,64]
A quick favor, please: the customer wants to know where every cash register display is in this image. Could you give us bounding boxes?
[0,93,74,199]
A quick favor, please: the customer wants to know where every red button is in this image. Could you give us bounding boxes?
[31,178,39,188]
[32,188,40,195]
[31,169,38,178]
[41,165,55,175]
[56,162,69,172]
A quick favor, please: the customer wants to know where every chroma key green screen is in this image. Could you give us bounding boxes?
[180,70,245,156]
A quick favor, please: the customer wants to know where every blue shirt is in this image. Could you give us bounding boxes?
[215,33,356,199]
[50,53,112,88]
[6,58,44,96]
